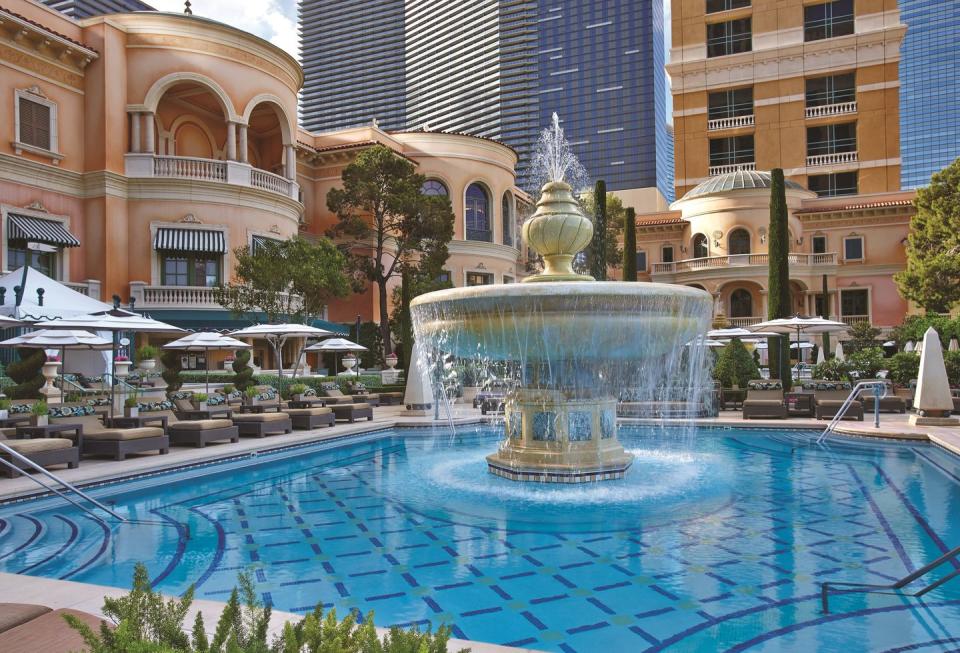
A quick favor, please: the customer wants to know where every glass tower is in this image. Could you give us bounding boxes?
[40,0,154,18]
[899,0,960,189]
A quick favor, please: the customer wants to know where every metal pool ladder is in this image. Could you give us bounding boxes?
[0,441,126,523]
[821,545,960,613]
[815,380,888,445]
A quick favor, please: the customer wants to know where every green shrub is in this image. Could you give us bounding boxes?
[63,563,467,653]
[0,398,10,411]
[137,344,159,360]
[193,393,208,403]
[891,315,960,349]
[885,352,920,386]
[124,393,139,409]
[222,384,235,395]
[812,357,852,381]
[6,348,45,399]
[712,339,760,388]
[945,350,960,387]
[846,347,885,379]
[159,350,183,392]
[31,401,48,416]
[232,349,254,391]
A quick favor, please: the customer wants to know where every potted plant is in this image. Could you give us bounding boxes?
[243,386,258,405]
[31,401,49,427]
[124,393,139,418]
[341,353,358,375]
[385,353,398,370]
[289,383,308,402]
[114,355,132,378]
[0,398,9,422]
[222,383,236,396]
[137,345,159,371]
[194,392,208,411]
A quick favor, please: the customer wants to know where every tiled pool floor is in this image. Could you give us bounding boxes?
[2,426,960,651]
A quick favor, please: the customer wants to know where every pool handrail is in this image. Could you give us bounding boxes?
[0,440,126,522]
[816,380,887,444]
[821,544,960,613]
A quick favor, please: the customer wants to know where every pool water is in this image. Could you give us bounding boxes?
[2,425,960,652]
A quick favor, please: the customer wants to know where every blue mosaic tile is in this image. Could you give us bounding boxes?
[532,411,557,441]
[567,411,592,441]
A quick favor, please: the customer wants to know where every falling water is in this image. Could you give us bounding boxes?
[528,112,590,195]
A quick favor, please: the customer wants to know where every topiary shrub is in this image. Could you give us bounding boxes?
[886,352,920,386]
[6,348,46,399]
[232,349,254,391]
[846,346,885,379]
[713,338,760,388]
[159,349,183,391]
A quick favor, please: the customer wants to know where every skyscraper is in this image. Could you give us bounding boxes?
[40,0,154,18]
[299,0,672,200]
[898,0,960,189]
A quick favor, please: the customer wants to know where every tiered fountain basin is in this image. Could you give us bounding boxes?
[411,282,712,483]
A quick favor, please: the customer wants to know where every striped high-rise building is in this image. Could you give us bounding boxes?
[299,0,672,202]
[39,0,154,18]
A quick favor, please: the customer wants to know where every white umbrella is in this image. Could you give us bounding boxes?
[163,332,252,394]
[751,315,849,359]
[0,329,114,398]
[753,341,814,350]
[835,341,845,362]
[816,346,825,364]
[229,324,336,403]
[707,327,754,339]
[305,337,368,375]
[950,338,959,352]
[904,341,915,353]
[35,309,184,414]
[0,315,27,327]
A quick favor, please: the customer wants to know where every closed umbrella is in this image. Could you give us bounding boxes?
[816,346,825,365]
[835,342,845,362]
[229,324,335,407]
[950,338,959,352]
[163,332,251,394]
[0,329,113,400]
[904,341,915,353]
[305,337,368,376]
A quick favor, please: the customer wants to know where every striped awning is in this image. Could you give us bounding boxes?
[7,214,80,247]
[153,228,226,253]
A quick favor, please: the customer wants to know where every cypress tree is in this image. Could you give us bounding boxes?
[622,207,637,281]
[820,273,831,357]
[590,180,607,280]
[400,269,413,376]
[767,168,792,389]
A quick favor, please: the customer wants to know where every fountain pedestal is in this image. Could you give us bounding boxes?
[486,389,633,483]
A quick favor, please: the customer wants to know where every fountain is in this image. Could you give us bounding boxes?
[411,115,713,483]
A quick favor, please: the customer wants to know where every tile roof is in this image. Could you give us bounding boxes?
[0,5,98,53]
[795,199,914,214]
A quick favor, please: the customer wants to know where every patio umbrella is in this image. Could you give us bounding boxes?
[229,323,335,406]
[753,341,815,350]
[163,332,251,394]
[835,342,845,362]
[816,346,825,365]
[35,309,184,415]
[904,341,915,353]
[707,327,754,339]
[950,338,959,352]
[750,315,849,359]
[0,329,113,399]
[305,337,368,376]
[0,315,28,327]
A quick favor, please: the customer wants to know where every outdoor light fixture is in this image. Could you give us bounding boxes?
[712,230,723,247]
[759,227,767,244]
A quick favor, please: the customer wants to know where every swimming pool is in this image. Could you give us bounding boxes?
[2,425,960,652]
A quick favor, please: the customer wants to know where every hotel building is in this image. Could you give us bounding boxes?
[0,0,526,367]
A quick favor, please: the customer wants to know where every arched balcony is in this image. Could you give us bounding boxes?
[123,76,299,201]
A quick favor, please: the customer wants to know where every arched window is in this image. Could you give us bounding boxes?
[466,183,491,242]
[421,179,448,196]
[501,192,513,246]
[729,228,751,255]
[693,233,709,258]
[730,289,753,317]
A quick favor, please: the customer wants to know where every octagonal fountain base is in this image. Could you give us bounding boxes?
[486,389,634,483]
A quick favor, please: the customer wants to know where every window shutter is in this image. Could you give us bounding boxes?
[19,97,51,150]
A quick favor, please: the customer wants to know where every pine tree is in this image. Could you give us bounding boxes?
[590,180,608,280]
[622,207,637,281]
[767,169,792,390]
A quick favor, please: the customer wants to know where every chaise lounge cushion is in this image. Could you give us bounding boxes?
[171,418,234,430]
[1,438,73,454]
[284,407,332,417]
[84,427,165,441]
[232,413,290,423]
[332,403,372,411]
[0,604,51,634]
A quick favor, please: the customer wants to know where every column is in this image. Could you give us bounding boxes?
[143,113,155,154]
[130,112,141,153]
[238,124,248,163]
[226,121,237,161]
[284,144,296,180]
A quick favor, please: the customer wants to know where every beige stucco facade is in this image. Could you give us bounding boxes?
[0,1,525,350]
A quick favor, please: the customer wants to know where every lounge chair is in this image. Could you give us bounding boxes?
[742,380,787,419]
[322,382,378,406]
[810,380,863,420]
[0,604,105,651]
[283,406,335,430]
[859,381,907,414]
[231,412,293,437]
[155,410,239,448]
[330,403,373,422]
[0,435,79,478]
[52,414,168,461]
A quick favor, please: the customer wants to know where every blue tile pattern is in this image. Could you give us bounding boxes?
[567,412,592,441]
[2,426,960,652]
[532,412,557,441]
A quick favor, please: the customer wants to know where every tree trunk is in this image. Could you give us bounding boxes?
[622,207,637,281]
[378,278,392,357]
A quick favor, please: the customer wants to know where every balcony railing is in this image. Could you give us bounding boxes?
[130,282,301,311]
[840,315,870,326]
[63,280,102,300]
[806,151,858,167]
[805,101,857,119]
[728,317,764,327]
[651,252,838,274]
[709,161,756,176]
[125,154,299,200]
[708,114,755,131]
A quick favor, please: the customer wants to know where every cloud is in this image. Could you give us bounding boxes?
[149,0,299,58]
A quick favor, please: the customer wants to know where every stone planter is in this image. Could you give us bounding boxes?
[342,355,358,376]
[114,360,132,378]
[197,401,208,411]
[125,406,139,417]
[31,414,48,427]
[139,359,157,372]
[0,410,7,421]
